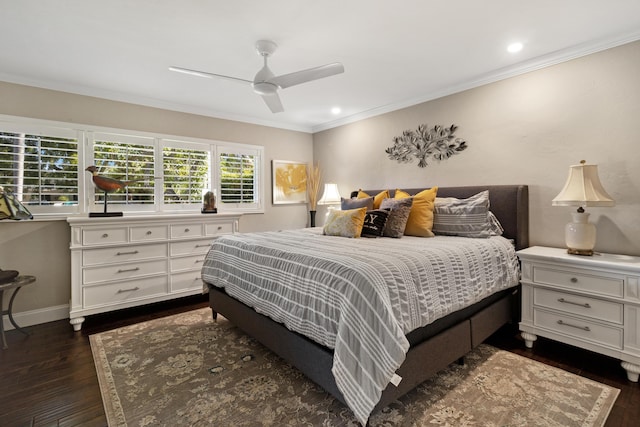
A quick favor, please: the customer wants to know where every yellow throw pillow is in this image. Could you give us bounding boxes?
[323,207,367,238]
[394,187,438,237]
[358,189,390,210]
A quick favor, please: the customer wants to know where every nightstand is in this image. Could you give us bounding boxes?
[517,246,640,382]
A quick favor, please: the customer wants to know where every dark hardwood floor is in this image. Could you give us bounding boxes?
[1,295,638,426]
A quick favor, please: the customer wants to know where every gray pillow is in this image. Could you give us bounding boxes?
[432,190,496,238]
[379,197,413,238]
[341,196,373,211]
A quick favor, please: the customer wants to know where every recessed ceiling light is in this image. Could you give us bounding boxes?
[331,107,341,115]
[507,42,523,53]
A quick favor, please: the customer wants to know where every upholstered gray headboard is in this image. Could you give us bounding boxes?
[350,185,529,250]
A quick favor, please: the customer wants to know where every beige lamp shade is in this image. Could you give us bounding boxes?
[318,183,342,205]
[552,161,614,256]
[552,161,615,207]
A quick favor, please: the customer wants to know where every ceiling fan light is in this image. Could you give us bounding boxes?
[252,81,278,96]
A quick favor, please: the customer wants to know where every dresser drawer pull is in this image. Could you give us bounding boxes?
[557,319,591,332]
[102,233,109,238]
[117,286,140,293]
[117,267,140,273]
[195,244,212,248]
[146,230,152,235]
[570,277,578,283]
[557,298,591,309]
[116,250,139,256]
[195,259,204,263]
[217,226,222,230]
[184,228,190,232]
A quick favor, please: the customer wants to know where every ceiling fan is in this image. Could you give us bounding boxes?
[169,40,345,113]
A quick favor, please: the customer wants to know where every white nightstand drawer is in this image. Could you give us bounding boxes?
[170,271,203,292]
[534,308,623,349]
[130,225,168,241]
[170,239,213,256]
[205,222,234,236]
[83,276,168,308]
[170,223,204,239]
[170,254,206,272]
[532,266,624,298]
[534,288,623,324]
[83,259,167,284]
[83,243,167,266]
[82,227,128,246]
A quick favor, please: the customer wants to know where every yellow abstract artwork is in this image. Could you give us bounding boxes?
[272,160,308,204]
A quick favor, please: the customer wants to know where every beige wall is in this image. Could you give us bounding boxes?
[313,40,640,257]
[0,83,313,319]
[3,39,640,327]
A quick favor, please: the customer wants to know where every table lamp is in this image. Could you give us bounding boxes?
[318,183,342,220]
[0,186,33,220]
[551,161,614,255]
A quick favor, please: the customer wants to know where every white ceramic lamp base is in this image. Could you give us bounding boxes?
[565,211,596,256]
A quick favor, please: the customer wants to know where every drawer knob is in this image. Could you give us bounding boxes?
[195,244,212,248]
[185,228,190,232]
[146,230,152,235]
[557,319,591,332]
[116,250,139,256]
[117,286,140,293]
[217,226,222,230]
[117,267,140,273]
[570,277,578,283]
[102,233,109,238]
[557,298,591,309]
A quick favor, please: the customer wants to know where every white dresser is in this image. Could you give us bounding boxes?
[517,246,640,382]
[67,213,240,330]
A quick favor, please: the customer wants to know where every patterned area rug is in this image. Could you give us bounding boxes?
[90,308,619,426]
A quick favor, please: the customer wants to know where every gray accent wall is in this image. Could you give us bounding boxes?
[313,40,640,257]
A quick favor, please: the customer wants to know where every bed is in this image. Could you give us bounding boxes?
[202,185,529,425]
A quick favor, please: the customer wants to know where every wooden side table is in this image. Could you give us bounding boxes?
[0,275,36,349]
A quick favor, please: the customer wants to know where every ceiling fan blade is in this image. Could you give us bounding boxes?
[169,66,252,85]
[261,93,284,113]
[269,62,344,89]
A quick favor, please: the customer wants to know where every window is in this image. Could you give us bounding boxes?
[0,116,264,216]
[89,133,156,211]
[162,140,210,207]
[0,123,79,214]
[217,144,262,211]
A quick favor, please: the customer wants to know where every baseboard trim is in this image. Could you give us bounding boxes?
[2,304,69,331]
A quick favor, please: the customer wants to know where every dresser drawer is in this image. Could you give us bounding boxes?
[130,225,168,241]
[170,239,213,256]
[534,308,623,349]
[83,276,168,308]
[532,266,624,298]
[205,221,234,236]
[83,259,167,284]
[83,243,167,266]
[82,227,128,246]
[170,271,203,292]
[170,223,204,239]
[534,288,623,324]
[170,254,206,272]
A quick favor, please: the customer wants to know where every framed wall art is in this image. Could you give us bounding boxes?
[271,160,308,204]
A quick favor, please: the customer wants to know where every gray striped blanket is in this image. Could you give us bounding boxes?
[201,228,520,425]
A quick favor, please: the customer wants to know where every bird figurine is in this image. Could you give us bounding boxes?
[85,165,151,217]
[85,166,149,193]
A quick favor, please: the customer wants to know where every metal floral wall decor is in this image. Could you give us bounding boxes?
[385,124,468,168]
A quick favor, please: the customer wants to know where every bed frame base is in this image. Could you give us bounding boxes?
[209,285,514,411]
